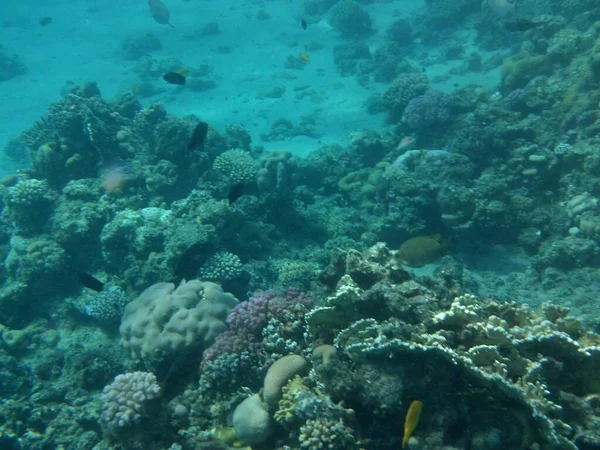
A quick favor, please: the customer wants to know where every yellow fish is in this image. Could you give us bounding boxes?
[402,400,423,449]
[174,67,189,75]
[300,52,310,63]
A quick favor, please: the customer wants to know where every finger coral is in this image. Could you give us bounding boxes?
[101,371,160,429]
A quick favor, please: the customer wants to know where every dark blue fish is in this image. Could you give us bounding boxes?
[228,183,244,204]
[115,165,133,174]
[78,272,104,292]
[188,121,209,150]
[163,71,186,85]
[504,18,542,31]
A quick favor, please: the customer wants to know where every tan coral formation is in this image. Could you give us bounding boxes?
[120,279,239,359]
[309,242,600,449]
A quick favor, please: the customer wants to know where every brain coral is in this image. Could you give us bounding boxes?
[120,280,239,359]
[263,354,309,412]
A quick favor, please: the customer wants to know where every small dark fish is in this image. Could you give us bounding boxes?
[503,18,542,32]
[163,71,186,85]
[172,242,210,282]
[159,342,203,400]
[228,183,244,204]
[188,121,209,150]
[148,0,175,27]
[78,272,104,292]
[39,17,52,26]
[301,19,307,30]
[117,165,133,174]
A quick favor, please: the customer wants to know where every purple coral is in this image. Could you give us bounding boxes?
[227,292,270,335]
[267,287,312,319]
[202,330,261,363]
[402,90,454,130]
[201,288,313,363]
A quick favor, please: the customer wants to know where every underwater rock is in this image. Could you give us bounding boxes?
[121,33,162,61]
[0,46,27,81]
[312,344,337,366]
[232,394,272,445]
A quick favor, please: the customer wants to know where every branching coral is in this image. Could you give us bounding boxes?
[213,149,258,184]
[101,371,161,429]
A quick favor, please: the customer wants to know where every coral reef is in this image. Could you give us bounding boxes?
[3,4,600,444]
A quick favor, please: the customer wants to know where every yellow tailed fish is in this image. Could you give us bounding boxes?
[402,400,423,449]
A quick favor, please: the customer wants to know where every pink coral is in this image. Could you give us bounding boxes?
[201,288,312,364]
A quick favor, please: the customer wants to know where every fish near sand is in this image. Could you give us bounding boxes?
[503,18,542,31]
[148,0,175,27]
[163,71,186,85]
[482,0,515,17]
[398,235,448,268]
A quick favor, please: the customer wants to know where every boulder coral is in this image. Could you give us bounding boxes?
[119,279,239,361]
[232,393,272,445]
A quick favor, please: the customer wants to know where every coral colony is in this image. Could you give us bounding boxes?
[2,0,600,449]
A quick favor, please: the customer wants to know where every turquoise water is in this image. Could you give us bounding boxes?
[1,0,600,449]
